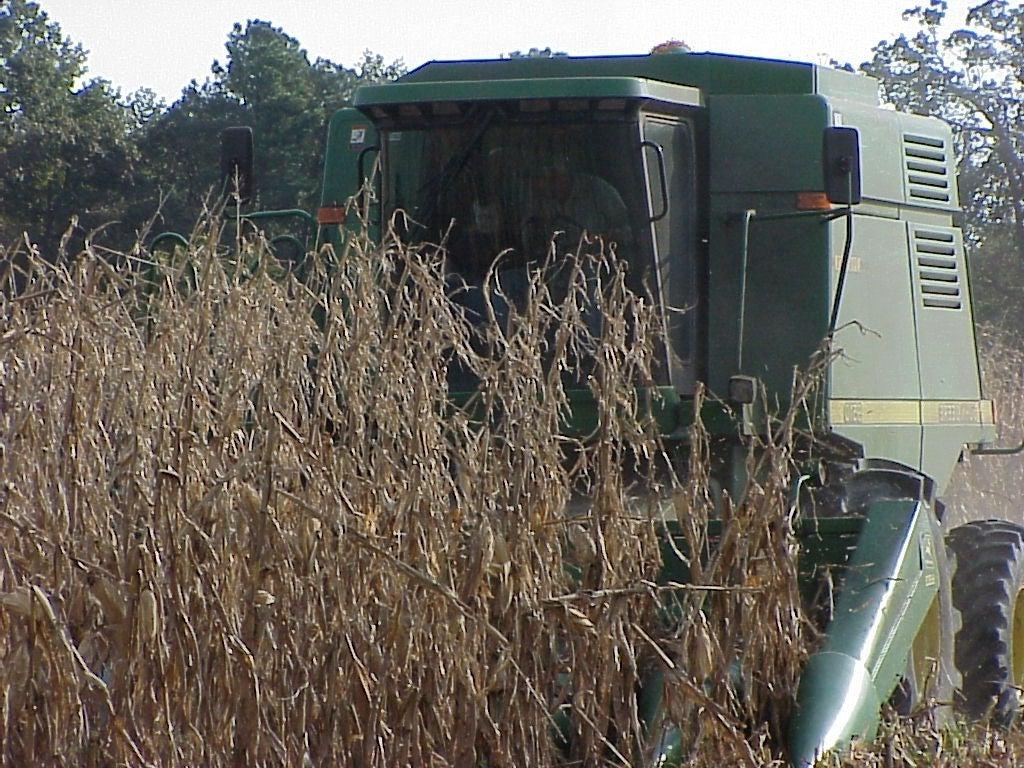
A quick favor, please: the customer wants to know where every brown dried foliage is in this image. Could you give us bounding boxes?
[945,327,1024,525]
[9,215,1001,766]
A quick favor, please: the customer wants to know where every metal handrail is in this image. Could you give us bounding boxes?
[149,208,316,254]
[149,231,190,251]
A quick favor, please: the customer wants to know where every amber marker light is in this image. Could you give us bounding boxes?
[795,191,833,210]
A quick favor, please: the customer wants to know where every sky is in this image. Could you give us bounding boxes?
[38,0,979,103]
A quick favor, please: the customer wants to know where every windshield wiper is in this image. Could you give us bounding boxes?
[412,104,498,239]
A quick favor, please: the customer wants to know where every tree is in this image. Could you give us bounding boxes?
[219,20,324,210]
[350,49,406,84]
[0,7,405,253]
[221,22,407,211]
[0,0,139,252]
[137,22,406,237]
[863,0,1024,327]
[503,47,568,59]
[128,80,246,239]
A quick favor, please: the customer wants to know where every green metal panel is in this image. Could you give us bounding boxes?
[318,108,379,244]
[395,51,818,97]
[828,213,922,469]
[820,100,959,215]
[709,95,830,192]
[813,67,879,105]
[923,425,988,493]
[829,216,921,401]
[827,98,906,207]
[707,192,830,403]
[355,76,703,110]
[906,220,988,488]
[320,108,379,207]
[897,113,960,211]
[706,95,831,402]
[395,51,882,107]
[907,222,978,399]
[829,425,922,474]
[743,213,830,397]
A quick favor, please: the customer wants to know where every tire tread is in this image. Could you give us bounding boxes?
[948,518,1024,724]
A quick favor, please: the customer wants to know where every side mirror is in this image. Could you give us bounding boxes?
[822,126,862,205]
[220,126,254,205]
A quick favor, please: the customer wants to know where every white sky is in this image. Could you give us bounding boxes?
[38,0,978,103]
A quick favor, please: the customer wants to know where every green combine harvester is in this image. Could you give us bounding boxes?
[198,50,1024,765]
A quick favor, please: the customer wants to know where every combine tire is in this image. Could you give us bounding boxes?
[947,519,1024,724]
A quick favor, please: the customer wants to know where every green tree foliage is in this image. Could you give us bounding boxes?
[503,46,567,58]
[864,0,1024,329]
[135,22,405,237]
[0,6,404,250]
[220,20,329,210]
[130,81,247,238]
[0,0,140,251]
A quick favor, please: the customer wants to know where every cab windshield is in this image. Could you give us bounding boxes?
[380,106,668,387]
[383,109,652,275]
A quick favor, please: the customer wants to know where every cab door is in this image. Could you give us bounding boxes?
[641,115,699,394]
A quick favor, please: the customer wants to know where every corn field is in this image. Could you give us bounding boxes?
[945,328,1024,527]
[0,217,1022,767]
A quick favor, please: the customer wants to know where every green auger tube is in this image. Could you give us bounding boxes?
[788,499,945,766]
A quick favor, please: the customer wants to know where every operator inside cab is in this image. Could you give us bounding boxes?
[519,156,632,257]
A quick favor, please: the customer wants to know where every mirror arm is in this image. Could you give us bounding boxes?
[827,172,856,337]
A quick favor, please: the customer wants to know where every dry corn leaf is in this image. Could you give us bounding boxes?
[138,587,160,643]
[0,586,35,618]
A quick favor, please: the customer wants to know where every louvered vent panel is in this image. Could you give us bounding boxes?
[903,133,952,205]
[914,228,961,310]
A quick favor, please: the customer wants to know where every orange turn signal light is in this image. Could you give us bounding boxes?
[317,206,347,225]
[795,192,833,211]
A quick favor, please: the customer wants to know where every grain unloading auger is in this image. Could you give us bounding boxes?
[204,50,1024,764]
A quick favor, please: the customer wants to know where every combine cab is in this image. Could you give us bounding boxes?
[200,51,1024,764]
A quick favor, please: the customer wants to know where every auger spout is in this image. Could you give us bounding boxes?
[788,499,941,766]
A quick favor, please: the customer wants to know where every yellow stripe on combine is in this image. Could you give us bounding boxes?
[829,399,995,426]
